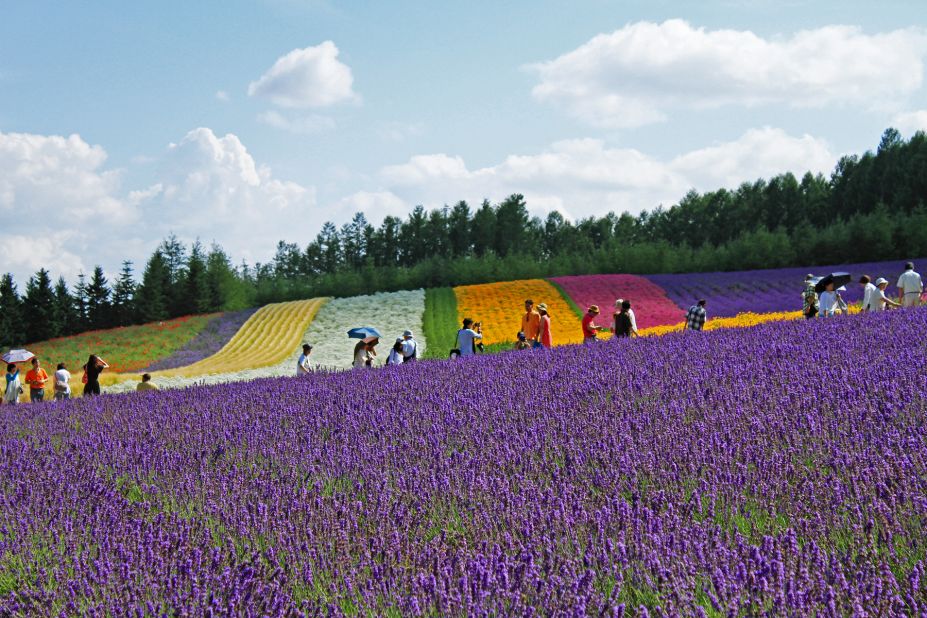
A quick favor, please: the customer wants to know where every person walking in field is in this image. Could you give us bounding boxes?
[866,278,902,312]
[614,300,637,338]
[25,357,49,403]
[136,374,159,391]
[353,338,378,368]
[685,299,708,331]
[581,305,603,343]
[897,262,923,307]
[456,318,482,357]
[538,303,553,349]
[859,276,876,312]
[3,364,21,405]
[82,355,109,396]
[53,362,71,401]
[296,343,313,376]
[401,330,418,362]
[521,300,541,346]
[802,275,819,319]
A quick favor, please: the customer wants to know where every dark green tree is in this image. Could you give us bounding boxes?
[22,268,56,342]
[0,274,26,350]
[86,266,111,330]
[52,277,78,337]
[136,251,170,323]
[111,261,137,327]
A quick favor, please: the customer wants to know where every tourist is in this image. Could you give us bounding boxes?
[353,338,378,368]
[82,355,109,396]
[581,305,604,343]
[25,357,49,403]
[387,338,405,366]
[859,275,876,312]
[514,331,531,351]
[53,362,71,401]
[818,283,839,317]
[866,278,901,312]
[401,330,418,362]
[296,343,313,376]
[802,275,819,319]
[136,374,159,391]
[897,262,923,307]
[3,364,21,405]
[521,300,540,345]
[614,300,637,338]
[685,299,707,331]
[471,321,485,353]
[538,303,553,349]
[456,318,482,357]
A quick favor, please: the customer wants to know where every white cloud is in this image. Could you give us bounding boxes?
[215,90,230,102]
[529,20,927,128]
[257,109,336,134]
[248,41,358,108]
[0,128,320,283]
[892,110,927,135]
[371,128,835,222]
[377,121,425,142]
[335,190,408,220]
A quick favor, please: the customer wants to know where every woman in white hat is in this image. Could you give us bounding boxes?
[866,278,901,312]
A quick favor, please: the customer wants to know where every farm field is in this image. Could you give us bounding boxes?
[1,308,925,614]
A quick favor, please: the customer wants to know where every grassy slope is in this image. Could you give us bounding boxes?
[546,279,585,320]
[422,288,458,359]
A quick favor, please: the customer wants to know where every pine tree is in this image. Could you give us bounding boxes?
[73,273,89,333]
[22,268,56,342]
[136,251,170,323]
[205,244,248,311]
[180,240,210,314]
[111,261,137,326]
[159,234,187,317]
[0,274,26,350]
[86,266,111,330]
[52,277,78,337]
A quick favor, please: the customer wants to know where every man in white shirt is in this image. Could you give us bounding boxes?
[53,363,71,401]
[456,318,482,357]
[897,262,923,307]
[400,330,417,362]
[859,276,876,311]
[296,344,313,376]
[867,278,901,312]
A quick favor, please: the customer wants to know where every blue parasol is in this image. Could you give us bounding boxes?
[347,327,382,339]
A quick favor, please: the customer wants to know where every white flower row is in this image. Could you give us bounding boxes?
[104,289,426,393]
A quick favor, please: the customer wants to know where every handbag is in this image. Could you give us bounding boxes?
[82,370,88,384]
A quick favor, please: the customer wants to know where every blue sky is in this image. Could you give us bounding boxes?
[1,0,925,282]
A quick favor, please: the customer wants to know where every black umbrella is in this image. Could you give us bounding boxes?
[814,272,851,294]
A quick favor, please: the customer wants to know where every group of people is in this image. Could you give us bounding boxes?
[293,331,421,374]
[803,262,924,318]
[3,354,114,405]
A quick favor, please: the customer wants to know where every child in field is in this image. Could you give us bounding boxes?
[514,332,531,351]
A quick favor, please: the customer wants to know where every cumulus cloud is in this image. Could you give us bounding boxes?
[529,20,927,128]
[892,110,927,135]
[0,128,319,282]
[215,90,230,102]
[257,110,336,134]
[372,128,835,222]
[248,41,358,108]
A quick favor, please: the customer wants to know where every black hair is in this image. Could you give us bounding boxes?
[57,362,66,370]
[859,275,871,284]
[463,318,473,328]
[6,363,15,373]
[142,373,151,382]
[621,300,631,310]
[697,299,707,306]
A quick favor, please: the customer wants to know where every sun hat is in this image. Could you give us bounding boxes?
[615,298,624,307]
[537,303,548,311]
[589,305,600,314]
[403,330,413,338]
[875,277,889,286]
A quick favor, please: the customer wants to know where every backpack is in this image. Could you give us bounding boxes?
[614,311,632,337]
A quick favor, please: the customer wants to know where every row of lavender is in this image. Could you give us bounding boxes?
[645,258,925,317]
[2,309,925,614]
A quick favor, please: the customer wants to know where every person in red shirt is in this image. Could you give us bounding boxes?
[25,357,49,403]
[581,305,603,343]
[538,303,553,349]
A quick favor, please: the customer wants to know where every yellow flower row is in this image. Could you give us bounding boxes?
[637,306,862,337]
[454,279,584,345]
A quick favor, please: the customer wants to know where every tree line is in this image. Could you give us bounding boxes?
[1,128,925,348]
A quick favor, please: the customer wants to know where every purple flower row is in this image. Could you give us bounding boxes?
[646,258,925,317]
[2,308,926,614]
[143,308,258,372]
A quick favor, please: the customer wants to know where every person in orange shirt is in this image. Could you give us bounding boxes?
[25,357,49,403]
[521,299,541,345]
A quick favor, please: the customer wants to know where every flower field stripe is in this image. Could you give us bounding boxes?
[545,279,584,320]
[159,298,328,377]
[422,287,458,359]
[143,308,258,372]
[3,309,927,613]
[300,289,427,368]
[454,279,583,345]
[550,274,683,329]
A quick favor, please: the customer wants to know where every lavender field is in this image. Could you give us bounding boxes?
[646,259,924,317]
[2,309,926,614]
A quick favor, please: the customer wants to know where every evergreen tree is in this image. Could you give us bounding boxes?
[206,243,248,311]
[471,200,496,257]
[448,201,472,257]
[136,251,171,322]
[180,240,210,314]
[22,268,56,342]
[111,261,137,327]
[52,277,78,336]
[86,266,111,330]
[0,274,26,350]
[73,273,89,333]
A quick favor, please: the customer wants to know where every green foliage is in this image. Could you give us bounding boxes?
[422,287,458,359]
